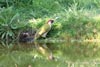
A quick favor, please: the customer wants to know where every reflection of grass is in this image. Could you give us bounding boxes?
[55,43,99,61]
[0,52,34,67]
[0,42,100,67]
[0,50,68,67]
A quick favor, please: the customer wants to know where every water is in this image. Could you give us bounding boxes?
[0,41,100,67]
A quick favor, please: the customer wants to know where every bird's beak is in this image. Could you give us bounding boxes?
[55,17,59,20]
[53,17,59,22]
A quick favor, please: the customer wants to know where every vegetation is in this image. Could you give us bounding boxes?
[0,0,100,41]
[0,0,100,67]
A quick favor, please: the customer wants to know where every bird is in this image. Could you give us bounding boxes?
[34,19,54,40]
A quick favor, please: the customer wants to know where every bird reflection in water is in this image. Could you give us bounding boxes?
[34,41,54,60]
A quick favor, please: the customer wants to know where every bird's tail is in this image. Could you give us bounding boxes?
[34,33,40,40]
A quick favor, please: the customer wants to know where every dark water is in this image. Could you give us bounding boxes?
[0,41,100,67]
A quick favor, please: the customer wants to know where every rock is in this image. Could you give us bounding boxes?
[19,29,36,42]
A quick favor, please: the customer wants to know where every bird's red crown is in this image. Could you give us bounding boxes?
[47,19,54,23]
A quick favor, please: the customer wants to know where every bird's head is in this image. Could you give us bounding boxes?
[47,19,54,24]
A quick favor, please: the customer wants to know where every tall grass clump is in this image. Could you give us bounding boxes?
[48,3,100,40]
[0,7,30,41]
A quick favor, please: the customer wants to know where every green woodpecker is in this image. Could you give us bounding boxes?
[34,19,54,40]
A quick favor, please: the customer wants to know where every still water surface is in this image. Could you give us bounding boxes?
[0,41,100,67]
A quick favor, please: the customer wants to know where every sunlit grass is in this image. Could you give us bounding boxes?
[1,0,100,41]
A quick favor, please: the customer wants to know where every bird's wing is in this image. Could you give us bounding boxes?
[34,24,51,39]
[38,24,50,35]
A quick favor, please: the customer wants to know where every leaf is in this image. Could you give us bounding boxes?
[1,41,6,47]
[11,24,18,29]
[9,13,19,24]
[1,32,6,39]
[7,31,13,37]
[0,16,6,23]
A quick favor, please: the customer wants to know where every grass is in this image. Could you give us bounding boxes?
[0,0,100,41]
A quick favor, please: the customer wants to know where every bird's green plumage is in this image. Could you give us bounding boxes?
[34,23,51,40]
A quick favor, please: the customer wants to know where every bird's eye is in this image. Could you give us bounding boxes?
[51,20,54,23]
